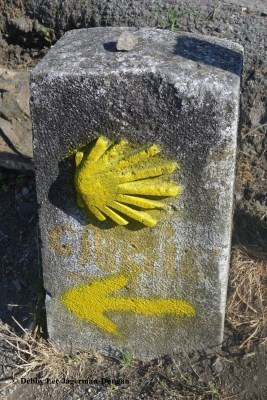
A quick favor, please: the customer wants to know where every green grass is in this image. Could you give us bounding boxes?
[157,7,198,32]
[26,263,46,332]
[119,347,134,367]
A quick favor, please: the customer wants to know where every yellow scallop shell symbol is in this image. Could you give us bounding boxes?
[74,136,180,227]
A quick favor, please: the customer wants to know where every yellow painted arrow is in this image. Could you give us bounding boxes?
[60,273,196,336]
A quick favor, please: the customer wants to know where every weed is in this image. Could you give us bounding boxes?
[25,263,46,332]
[156,8,166,30]
[40,26,54,45]
[220,27,231,39]
[167,9,179,32]
[119,347,133,368]
[208,384,221,399]
[107,383,118,392]
[161,7,198,32]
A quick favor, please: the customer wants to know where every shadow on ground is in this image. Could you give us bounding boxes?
[232,207,267,248]
[0,168,46,334]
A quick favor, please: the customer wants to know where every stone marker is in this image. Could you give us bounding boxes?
[30,27,243,360]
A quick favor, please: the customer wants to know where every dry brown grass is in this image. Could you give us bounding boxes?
[236,158,255,187]
[0,318,93,392]
[0,319,223,399]
[226,246,267,350]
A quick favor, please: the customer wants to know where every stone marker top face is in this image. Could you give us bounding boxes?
[32,27,243,88]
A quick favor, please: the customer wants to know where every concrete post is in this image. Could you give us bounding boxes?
[30,27,243,360]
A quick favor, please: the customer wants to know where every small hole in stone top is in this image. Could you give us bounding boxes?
[103,42,117,52]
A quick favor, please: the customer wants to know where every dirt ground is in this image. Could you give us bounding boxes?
[0,1,266,399]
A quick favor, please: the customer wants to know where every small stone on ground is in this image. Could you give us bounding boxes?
[116,31,138,51]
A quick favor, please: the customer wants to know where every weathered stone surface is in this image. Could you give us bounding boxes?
[30,27,243,360]
[0,67,33,170]
[116,31,138,51]
[24,0,267,33]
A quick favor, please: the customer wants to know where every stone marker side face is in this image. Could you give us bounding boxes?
[30,28,243,360]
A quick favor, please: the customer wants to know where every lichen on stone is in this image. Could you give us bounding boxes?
[74,135,180,227]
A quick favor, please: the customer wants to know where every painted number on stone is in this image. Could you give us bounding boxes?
[48,223,180,276]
